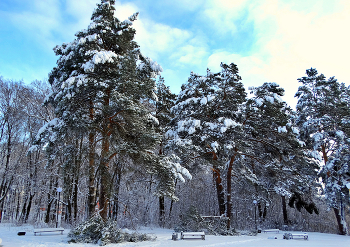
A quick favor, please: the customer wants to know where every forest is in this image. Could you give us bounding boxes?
[0,0,349,242]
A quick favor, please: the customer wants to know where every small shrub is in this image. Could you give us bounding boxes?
[68,214,156,246]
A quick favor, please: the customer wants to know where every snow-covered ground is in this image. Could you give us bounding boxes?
[0,225,350,247]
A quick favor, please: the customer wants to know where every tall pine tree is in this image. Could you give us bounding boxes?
[245,83,319,225]
[167,63,247,225]
[34,0,178,220]
[295,68,350,235]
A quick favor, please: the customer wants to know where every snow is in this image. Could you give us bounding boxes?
[200,97,208,105]
[291,127,300,135]
[273,93,283,102]
[92,50,119,64]
[173,97,200,110]
[88,22,98,30]
[211,141,219,152]
[278,126,287,133]
[311,133,323,143]
[121,19,132,26]
[265,95,275,104]
[219,119,240,133]
[82,50,120,72]
[87,34,99,42]
[35,118,64,141]
[298,140,306,147]
[173,162,192,182]
[309,150,322,160]
[149,59,163,73]
[223,118,240,128]
[255,98,263,107]
[206,122,218,130]
[177,119,201,134]
[1,225,350,247]
[136,58,163,77]
[147,114,159,126]
[336,130,344,138]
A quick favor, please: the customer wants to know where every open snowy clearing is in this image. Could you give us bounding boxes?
[0,225,350,247]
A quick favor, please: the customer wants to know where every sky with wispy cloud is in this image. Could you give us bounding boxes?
[1,0,350,107]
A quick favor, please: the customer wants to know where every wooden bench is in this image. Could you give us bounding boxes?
[283,232,308,240]
[34,228,64,236]
[263,229,280,233]
[180,231,205,240]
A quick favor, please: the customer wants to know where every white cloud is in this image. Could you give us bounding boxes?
[133,18,192,61]
[64,0,97,30]
[201,0,249,34]
[252,0,350,106]
[172,45,208,66]
[202,0,350,107]
[5,0,350,109]
[207,51,268,92]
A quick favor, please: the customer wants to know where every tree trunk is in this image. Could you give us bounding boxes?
[73,136,83,221]
[281,195,288,225]
[66,200,72,224]
[226,154,237,229]
[45,199,52,224]
[159,196,165,227]
[19,195,28,223]
[321,145,348,235]
[88,101,96,218]
[15,191,20,220]
[258,202,262,218]
[45,179,54,224]
[99,89,112,220]
[73,179,78,221]
[333,203,348,235]
[168,179,177,220]
[0,201,3,223]
[112,167,121,221]
[99,164,110,220]
[24,193,34,223]
[263,205,267,219]
[213,165,225,216]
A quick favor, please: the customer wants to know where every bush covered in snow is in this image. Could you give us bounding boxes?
[68,214,156,246]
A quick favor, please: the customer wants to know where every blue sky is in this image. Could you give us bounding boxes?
[1,0,350,107]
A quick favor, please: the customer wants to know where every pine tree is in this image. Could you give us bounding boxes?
[245,83,319,225]
[167,63,247,225]
[295,68,350,235]
[154,77,177,226]
[168,67,318,229]
[34,0,174,220]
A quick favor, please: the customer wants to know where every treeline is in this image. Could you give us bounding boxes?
[0,67,348,234]
[0,0,349,235]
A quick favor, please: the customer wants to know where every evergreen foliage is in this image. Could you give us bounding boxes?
[166,62,246,160]
[32,0,184,220]
[246,83,319,198]
[166,63,247,220]
[167,63,319,229]
[288,192,319,214]
[295,67,350,235]
[2,2,350,234]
